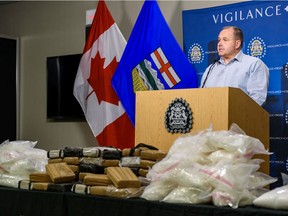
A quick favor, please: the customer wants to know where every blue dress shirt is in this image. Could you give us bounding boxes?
[200,50,269,106]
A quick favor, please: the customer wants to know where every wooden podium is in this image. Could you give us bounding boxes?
[135,87,270,174]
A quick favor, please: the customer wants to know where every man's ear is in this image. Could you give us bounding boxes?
[235,40,241,49]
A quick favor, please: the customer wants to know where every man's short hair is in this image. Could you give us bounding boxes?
[223,26,244,48]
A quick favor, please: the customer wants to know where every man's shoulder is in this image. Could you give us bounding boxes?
[235,50,257,62]
[241,52,268,71]
[242,52,262,63]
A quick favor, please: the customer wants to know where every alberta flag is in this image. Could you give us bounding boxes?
[73,0,135,149]
[112,0,198,125]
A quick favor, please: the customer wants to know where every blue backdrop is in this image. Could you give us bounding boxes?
[183,1,288,188]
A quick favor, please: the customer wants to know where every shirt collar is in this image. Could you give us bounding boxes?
[234,50,243,62]
[219,50,243,64]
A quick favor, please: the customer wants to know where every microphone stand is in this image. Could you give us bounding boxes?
[201,59,219,88]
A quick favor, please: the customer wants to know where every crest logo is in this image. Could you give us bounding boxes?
[247,37,266,59]
[188,43,204,64]
[284,63,288,79]
[165,98,193,133]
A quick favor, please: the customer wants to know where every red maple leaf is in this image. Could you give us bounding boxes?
[87,52,119,105]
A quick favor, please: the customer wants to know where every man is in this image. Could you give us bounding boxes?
[200,26,269,106]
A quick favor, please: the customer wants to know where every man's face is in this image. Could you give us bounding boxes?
[217,28,241,61]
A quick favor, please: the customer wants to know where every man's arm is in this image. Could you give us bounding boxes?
[246,59,269,106]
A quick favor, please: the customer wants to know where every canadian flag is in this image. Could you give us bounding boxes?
[73,0,135,149]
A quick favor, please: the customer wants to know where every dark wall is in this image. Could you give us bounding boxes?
[0,36,17,143]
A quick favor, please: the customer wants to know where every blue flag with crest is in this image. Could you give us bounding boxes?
[112,0,198,125]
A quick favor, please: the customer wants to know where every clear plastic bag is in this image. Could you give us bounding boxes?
[246,172,277,190]
[141,124,274,208]
[253,185,288,210]
[163,186,212,204]
[205,130,269,158]
[212,187,256,209]
[0,140,47,188]
[141,180,176,201]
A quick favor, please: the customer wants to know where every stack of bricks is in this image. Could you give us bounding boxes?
[18,144,167,198]
[121,145,166,177]
[18,162,76,192]
[72,167,143,198]
[18,146,122,192]
[47,146,122,178]
[72,144,166,198]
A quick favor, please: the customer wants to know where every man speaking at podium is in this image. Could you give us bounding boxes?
[200,26,269,106]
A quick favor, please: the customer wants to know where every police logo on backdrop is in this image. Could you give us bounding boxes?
[165,98,193,133]
[247,37,267,59]
[285,109,288,125]
[284,63,288,79]
[188,43,204,64]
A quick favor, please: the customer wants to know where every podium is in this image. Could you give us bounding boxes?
[135,87,269,174]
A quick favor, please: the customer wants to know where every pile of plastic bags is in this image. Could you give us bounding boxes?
[0,140,47,188]
[141,124,277,208]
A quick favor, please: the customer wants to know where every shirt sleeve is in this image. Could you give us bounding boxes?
[246,59,269,106]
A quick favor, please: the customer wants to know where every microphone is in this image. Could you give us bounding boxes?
[201,58,219,88]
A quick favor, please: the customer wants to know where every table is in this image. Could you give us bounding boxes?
[0,186,287,216]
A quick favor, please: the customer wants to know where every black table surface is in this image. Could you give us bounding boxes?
[0,186,287,216]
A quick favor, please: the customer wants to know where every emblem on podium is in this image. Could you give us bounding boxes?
[165,98,193,133]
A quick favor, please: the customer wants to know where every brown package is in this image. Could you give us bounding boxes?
[102,159,120,167]
[90,185,143,198]
[90,186,109,196]
[106,167,140,189]
[45,162,76,183]
[122,148,141,157]
[84,174,112,186]
[68,165,79,173]
[30,172,52,182]
[140,160,156,169]
[48,158,63,164]
[32,182,49,191]
[140,150,166,161]
[78,172,90,181]
[63,157,80,165]
[138,168,149,177]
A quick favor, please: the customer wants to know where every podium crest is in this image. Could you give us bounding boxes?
[165,98,193,133]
